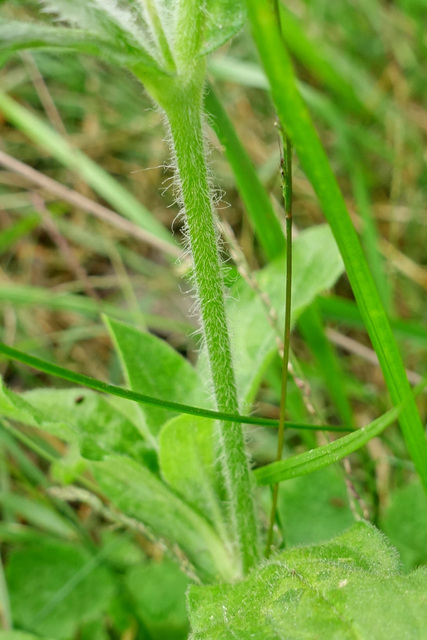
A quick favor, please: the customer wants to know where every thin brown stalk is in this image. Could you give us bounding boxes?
[265,129,293,557]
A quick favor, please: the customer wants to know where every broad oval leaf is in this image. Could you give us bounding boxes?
[188,522,427,639]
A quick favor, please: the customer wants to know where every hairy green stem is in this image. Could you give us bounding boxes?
[162,84,259,574]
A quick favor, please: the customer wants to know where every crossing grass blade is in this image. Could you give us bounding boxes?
[0,342,351,433]
[255,376,427,486]
[318,296,427,347]
[245,0,427,493]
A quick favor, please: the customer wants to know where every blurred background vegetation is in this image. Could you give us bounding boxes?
[0,0,426,638]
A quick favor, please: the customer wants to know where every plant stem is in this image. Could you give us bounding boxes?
[164,84,259,574]
[265,129,293,557]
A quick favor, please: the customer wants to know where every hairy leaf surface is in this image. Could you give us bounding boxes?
[188,522,427,639]
[105,316,209,435]
[159,415,229,543]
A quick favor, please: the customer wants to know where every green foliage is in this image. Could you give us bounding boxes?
[245,0,427,493]
[381,480,427,570]
[224,224,344,405]
[105,316,208,436]
[188,522,427,639]
[91,454,238,583]
[159,415,229,543]
[277,466,355,546]
[6,540,115,638]
[254,402,403,485]
[0,0,425,638]
[125,560,190,640]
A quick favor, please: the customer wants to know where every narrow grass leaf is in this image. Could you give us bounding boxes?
[204,83,285,260]
[0,342,349,432]
[318,296,427,347]
[0,283,183,334]
[245,0,427,492]
[254,377,426,486]
[0,215,40,255]
[0,91,173,244]
[298,302,354,427]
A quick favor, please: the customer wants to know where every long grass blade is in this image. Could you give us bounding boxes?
[0,342,351,432]
[245,0,427,493]
[255,377,427,486]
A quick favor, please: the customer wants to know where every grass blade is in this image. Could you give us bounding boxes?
[0,341,350,432]
[204,83,285,260]
[0,90,173,245]
[255,377,427,486]
[318,296,427,347]
[245,0,427,493]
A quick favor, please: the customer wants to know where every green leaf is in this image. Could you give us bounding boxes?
[6,541,115,639]
[245,0,427,493]
[201,0,246,55]
[105,316,209,435]
[91,454,238,583]
[0,376,76,442]
[254,402,402,485]
[188,522,427,639]
[381,480,427,570]
[0,341,348,432]
[159,415,229,543]
[0,378,152,462]
[125,560,190,640]
[224,224,344,406]
[0,634,53,640]
[0,20,153,70]
[0,493,77,540]
[277,466,355,546]
[22,388,151,462]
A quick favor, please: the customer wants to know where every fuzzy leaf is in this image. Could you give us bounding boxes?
[201,0,246,55]
[223,224,344,406]
[23,387,151,462]
[188,522,427,639]
[159,415,229,543]
[91,454,238,583]
[39,0,160,67]
[6,540,115,639]
[0,376,76,442]
[0,378,155,463]
[105,316,210,435]
[0,20,155,70]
